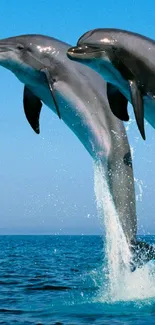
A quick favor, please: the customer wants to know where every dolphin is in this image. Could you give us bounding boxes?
[0,34,153,269]
[67,28,155,140]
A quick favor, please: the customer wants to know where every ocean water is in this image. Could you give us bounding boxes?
[1,162,155,324]
[0,235,155,325]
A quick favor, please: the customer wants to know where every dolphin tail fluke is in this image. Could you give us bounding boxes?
[130,240,155,271]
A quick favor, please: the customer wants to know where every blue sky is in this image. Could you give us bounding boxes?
[0,0,154,234]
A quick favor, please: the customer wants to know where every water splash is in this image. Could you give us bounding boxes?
[93,161,155,302]
[130,144,146,203]
[134,177,145,202]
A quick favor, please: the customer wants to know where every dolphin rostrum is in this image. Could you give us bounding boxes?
[0,34,153,269]
[67,28,155,140]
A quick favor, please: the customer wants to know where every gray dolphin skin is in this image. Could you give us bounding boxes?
[67,28,155,140]
[0,34,153,269]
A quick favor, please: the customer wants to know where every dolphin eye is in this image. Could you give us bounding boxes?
[111,45,117,54]
[17,44,24,50]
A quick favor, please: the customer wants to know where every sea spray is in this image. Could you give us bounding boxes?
[93,160,155,302]
[93,160,131,299]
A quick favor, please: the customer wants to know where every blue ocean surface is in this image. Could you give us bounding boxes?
[0,235,155,325]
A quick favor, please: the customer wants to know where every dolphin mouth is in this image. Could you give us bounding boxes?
[0,47,10,53]
[67,45,102,59]
[0,43,13,53]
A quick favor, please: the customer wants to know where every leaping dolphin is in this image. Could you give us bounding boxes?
[67,28,155,140]
[0,34,153,269]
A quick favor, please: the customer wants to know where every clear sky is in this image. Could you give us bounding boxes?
[0,0,154,235]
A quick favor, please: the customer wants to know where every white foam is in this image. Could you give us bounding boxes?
[93,161,155,302]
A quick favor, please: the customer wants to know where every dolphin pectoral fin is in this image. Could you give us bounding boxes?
[129,80,146,140]
[41,68,61,119]
[107,83,129,121]
[23,86,42,134]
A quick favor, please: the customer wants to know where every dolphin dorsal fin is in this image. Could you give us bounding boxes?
[107,83,129,121]
[129,80,146,140]
[23,86,42,134]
